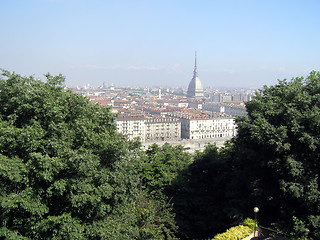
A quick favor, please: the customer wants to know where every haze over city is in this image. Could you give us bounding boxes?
[1,0,320,88]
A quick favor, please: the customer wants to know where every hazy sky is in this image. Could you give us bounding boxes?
[1,0,320,88]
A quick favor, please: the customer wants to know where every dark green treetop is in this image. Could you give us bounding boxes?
[0,70,141,239]
[170,144,234,239]
[233,71,320,239]
[171,71,320,239]
[141,143,192,197]
[137,143,192,239]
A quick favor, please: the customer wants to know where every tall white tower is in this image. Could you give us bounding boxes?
[187,52,204,98]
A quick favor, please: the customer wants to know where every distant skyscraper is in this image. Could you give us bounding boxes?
[187,52,204,98]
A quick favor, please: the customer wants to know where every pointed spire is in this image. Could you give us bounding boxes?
[187,51,204,98]
[194,51,198,78]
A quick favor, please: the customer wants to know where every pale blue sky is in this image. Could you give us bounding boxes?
[1,0,320,88]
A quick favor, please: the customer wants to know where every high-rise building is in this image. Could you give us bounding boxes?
[187,52,204,98]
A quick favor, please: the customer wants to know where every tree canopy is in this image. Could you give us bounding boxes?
[141,143,192,197]
[171,71,320,239]
[171,144,234,239]
[0,70,142,239]
[137,143,193,239]
[232,71,320,238]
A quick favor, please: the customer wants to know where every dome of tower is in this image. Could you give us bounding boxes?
[187,52,204,98]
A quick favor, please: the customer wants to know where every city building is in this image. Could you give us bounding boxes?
[203,102,247,117]
[116,115,181,143]
[115,115,146,142]
[181,114,237,140]
[145,117,181,142]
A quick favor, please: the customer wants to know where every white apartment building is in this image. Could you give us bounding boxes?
[181,116,237,140]
[145,118,181,142]
[116,116,146,142]
[116,116,181,143]
[116,112,236,144]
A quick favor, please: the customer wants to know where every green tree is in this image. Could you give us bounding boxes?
[0,70,142,239]
[141,143,192,197]
[172,71,320,239]
[138,143,193,239]
[231,71,320,239]
[171,144,235,239]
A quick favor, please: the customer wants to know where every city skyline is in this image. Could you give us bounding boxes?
[1,0,320,88]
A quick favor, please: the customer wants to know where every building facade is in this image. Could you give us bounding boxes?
[203,102,247,117]
[181,116,237,140]
[116,116,146,142]
[116,116,181,143]
[145,118,181,142]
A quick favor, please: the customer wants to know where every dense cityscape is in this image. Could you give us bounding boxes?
[71,55,256,151]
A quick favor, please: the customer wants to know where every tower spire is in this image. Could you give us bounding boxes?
[194,51,198,78]
[187,51,204,98]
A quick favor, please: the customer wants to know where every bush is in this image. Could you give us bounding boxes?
[212,225,252,240]
[243,218,256,230]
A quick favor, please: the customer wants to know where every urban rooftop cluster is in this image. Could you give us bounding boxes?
[70,55,256,151]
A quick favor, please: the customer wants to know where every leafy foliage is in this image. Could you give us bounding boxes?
[171,144,235,239]
[141,143,192,197]
[242,218,256,230]
[0,70,142,239]
[138,143,192,239]
[172,71,320,239]
[134,190,178,240]
[212,225,252,240]
[231,71,320,238]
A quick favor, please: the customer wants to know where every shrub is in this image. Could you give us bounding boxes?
[212,225,252,240]
[243,218,256,230]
